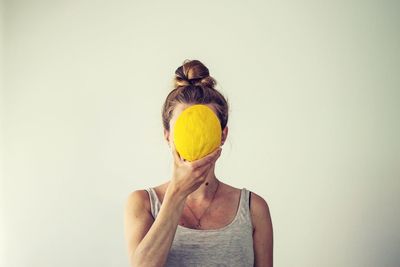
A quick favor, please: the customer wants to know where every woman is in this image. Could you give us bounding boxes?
[124,59,273,267]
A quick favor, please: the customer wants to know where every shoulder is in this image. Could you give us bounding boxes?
[125,189,151,214]
[249,190,273,266]
[249,191,272,231]
[125,181,168,211]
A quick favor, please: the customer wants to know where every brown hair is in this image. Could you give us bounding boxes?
[161,59,229,131]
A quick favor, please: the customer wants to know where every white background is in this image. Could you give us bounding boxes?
[1,0,399,266]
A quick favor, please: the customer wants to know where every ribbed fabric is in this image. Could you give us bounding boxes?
[144,187,254,267]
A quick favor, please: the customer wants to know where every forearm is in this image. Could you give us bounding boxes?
[131,188,186,267]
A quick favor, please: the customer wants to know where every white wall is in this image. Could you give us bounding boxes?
[2,0,400,266]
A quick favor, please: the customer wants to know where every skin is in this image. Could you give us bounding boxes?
[124,103,273,267]
[164,103,228,203]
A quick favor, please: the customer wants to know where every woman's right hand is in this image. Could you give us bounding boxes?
[168,141,222,199]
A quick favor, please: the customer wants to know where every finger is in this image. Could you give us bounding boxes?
[195,161,214,180]
[190,147,222,169]
[170,141,183,164]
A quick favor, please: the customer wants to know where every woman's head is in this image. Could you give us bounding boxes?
[162,59,229,147]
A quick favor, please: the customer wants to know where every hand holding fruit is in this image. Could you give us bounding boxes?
[169,140,222,198]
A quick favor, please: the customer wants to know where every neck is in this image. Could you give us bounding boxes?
[186,164,219,203]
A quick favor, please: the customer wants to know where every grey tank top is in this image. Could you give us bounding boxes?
[144,187,254,267]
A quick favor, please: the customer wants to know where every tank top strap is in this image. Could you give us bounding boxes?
[237,187,253,229]
[144,187,161,219]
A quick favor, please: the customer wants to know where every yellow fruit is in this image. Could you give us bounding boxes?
[173,104,222,162]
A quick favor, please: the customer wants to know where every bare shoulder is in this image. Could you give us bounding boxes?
[125,189,151,215]
[249,191,272,230]
[126,180,170,209]
[249,191,273,266]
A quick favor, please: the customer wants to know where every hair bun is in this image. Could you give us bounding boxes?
[174,59,217,88]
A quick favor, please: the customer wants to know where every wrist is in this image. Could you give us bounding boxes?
[165,182,187,203]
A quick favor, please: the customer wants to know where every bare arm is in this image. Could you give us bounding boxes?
[124,186,186,267]
[251,192,273,267]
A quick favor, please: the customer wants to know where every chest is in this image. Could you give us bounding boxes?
[178,192,242,230]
